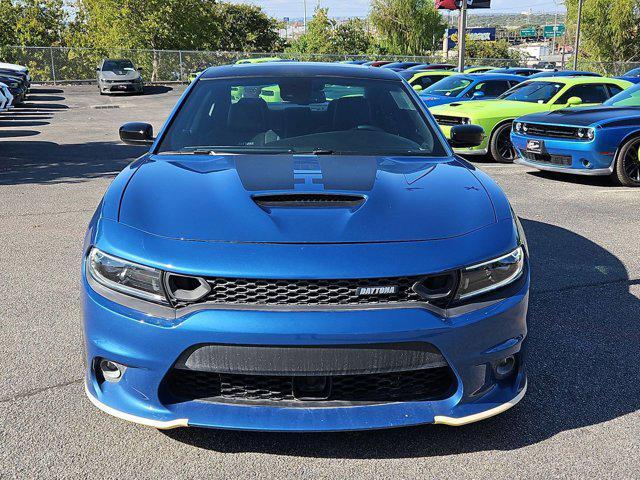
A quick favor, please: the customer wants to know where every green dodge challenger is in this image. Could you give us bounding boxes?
[430,76,633,162]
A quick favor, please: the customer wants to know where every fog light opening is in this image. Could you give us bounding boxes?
[494,355,516,379]
[581,159,591,168]
[99,359,126,383]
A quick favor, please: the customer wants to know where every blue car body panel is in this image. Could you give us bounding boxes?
[82,63,529,431]
[419,74,523,108]
[529,70,600,79]
[512,106,640,173]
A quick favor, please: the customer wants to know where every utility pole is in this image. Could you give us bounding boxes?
[551,11,558,55]
[303,0,307,33]
[573,0,584,69]
[457,0,468,73]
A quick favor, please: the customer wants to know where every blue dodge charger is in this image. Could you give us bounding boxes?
[82,63,529,431]
[512,83,640,186]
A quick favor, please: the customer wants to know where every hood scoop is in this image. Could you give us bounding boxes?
[252,193,365,209]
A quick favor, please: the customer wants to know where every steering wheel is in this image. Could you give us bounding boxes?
[352,125,385,132]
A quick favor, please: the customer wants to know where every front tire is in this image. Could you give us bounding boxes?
[613,137,640,187]
[489,123,517,163]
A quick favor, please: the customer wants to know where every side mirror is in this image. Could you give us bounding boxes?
[137,67,143,72]
[448,124,484,148]
[412,84,423,92]
[566,96,582,106]
[472,90,485,99]
[119,122,154,145]
[95,67,100,72]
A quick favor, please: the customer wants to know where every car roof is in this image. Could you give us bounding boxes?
[466,73,524,81]
[526,76,627,85]
[200,62,401,80]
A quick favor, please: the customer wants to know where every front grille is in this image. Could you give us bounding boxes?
[522,123,584,140]
[203,276,424,306]
[433,114,467,126]
[165,367,456,405]
[522,150,572,166]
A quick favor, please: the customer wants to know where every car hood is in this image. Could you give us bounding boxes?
[431,100,547,119]
[99,70,140,80]
[118,155,496,244]
[516,106,640,126]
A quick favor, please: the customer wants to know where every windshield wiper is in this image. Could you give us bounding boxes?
[292,149,336,155]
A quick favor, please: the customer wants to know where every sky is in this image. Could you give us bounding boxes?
[229,0,566,19]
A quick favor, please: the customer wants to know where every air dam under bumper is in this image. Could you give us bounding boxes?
[82,270,528,431]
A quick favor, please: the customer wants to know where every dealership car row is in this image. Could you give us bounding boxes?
[3,56,640,185]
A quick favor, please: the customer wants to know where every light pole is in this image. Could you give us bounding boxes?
[303,0,307,33]
[457,0,468,72]
[573,0,584,69]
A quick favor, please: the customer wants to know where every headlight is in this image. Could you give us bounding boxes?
[522,123,528,132]
[456,246,525,300]
[461,118,471,125]
[577,128,586,138]
[586,128,595,140]
[87,248,167,303]
[514,122,522,132]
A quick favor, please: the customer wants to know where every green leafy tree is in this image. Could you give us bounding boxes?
[288,9,373,57]
[333,18,374,55]
[565,0,640,70]
[465,39,521,62]
[369,0,446,55]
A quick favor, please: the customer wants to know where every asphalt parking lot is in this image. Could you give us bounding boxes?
[1,85,639,479]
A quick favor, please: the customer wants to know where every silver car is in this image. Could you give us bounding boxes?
[96,59,143,95]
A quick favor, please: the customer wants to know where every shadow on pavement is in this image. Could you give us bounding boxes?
[0,129,40,138]
[527,170,614,187]
[163,219,639,457]
[0,140,147,185]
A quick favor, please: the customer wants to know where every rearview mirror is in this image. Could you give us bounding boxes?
[412,84,423,92]
[472,90,485,99]
[119,122,154,145]
[448,124,484,148]
[566,96,582,106]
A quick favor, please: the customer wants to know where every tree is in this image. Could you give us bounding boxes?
[70,0,284,79]
[565,0,640,68]
[333,18,374,55]
[369,0,446,55]
[213,3,285,52]
[288,8,374,56]
[465,39,521,62]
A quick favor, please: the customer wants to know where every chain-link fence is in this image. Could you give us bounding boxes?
[2,45,638,83]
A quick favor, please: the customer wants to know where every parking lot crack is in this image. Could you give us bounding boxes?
[0,378,83,403]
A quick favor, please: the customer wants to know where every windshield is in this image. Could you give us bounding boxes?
[499,81,564,103]
[604,84,640,107]
[423,76,472,96]
[102,60,135,71]
[157,76,447,157]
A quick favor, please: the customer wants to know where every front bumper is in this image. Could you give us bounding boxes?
[99,81,143,93]
[511,131,615,175]
[82,266,529,431]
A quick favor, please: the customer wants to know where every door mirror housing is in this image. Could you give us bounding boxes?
[119,122,154,145]
[472,90,485,99]
[412,84,423,92]
[448,124,484,148]
[566,96,582,106]
[137,67,143,72]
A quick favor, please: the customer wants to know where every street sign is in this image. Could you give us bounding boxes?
[543,25,566,38]
[520,27,537,38]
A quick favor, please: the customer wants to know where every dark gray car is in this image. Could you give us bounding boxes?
[96,59,143,95]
